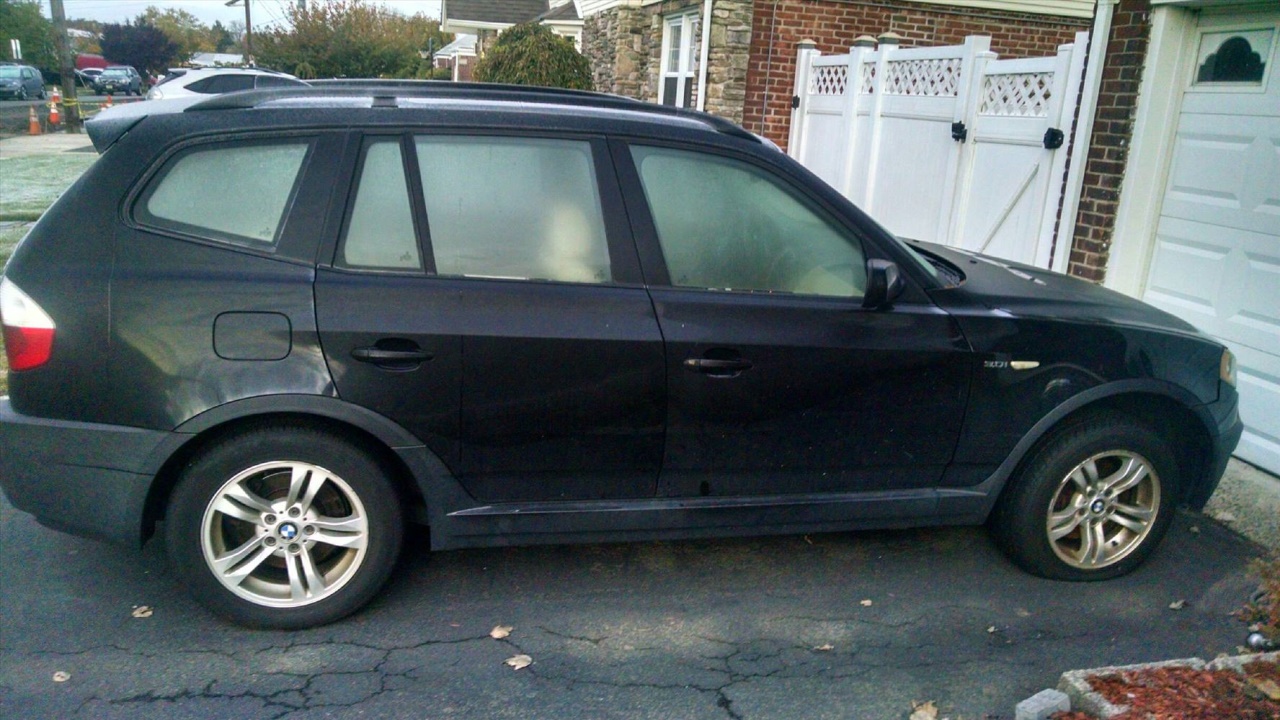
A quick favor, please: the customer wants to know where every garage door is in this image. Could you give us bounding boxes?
[1141,11,1280,475]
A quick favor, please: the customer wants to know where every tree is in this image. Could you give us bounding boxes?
[208,21,235,54]
[473,23,591,90]
[254,0,451,79]
[136,7,210,63]
[0,0,58,70]
[99,22,178,76]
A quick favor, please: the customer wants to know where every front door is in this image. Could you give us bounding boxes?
[618,143,970,498]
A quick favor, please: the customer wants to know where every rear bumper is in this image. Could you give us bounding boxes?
[0,398,169,546]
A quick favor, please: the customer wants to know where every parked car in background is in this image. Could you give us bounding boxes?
[75,67,103,88]
[147,67,306,100]
[0,64,46,100]
[92,66,143,96]
[0,84,1243,630]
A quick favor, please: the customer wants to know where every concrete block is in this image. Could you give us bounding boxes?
[1015,688,1070,720]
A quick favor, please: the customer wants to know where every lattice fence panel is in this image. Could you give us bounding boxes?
[882,58,962,97]
[860,62,875,94]
[979,73,1053,117]
[808,64,849,96]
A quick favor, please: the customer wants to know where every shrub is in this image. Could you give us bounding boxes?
[473,23,592,90]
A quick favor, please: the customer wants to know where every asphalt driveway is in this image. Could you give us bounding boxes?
[0,492,1264,720]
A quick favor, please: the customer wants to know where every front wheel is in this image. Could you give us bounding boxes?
[166,425,404,628]
[990,414,1178,581]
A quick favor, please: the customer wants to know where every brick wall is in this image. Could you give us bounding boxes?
[743,0,1089,148]
[1065,0,1150,282]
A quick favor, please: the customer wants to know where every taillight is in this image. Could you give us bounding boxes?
[0,277,56,372]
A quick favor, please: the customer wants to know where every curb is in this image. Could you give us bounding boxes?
[1017,650,1280,719]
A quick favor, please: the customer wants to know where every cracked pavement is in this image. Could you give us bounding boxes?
[0,491,1266,720]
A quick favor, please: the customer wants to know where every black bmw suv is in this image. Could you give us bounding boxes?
[0,84,1243,629]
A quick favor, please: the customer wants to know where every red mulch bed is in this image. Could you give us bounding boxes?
[1052,658,1280,719]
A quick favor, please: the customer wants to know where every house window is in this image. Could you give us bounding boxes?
[1195,29,1272,84]
[660,12,700,108]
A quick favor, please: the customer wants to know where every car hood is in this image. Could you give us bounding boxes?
[915,242,1207,340]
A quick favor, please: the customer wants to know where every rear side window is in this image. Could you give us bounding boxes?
[256,75,299,88]
[340,140,421,270]
[136,140,312,248]
[416,136,611,284]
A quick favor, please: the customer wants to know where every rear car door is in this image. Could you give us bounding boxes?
[316,132,665,503]
[616,141,971,499]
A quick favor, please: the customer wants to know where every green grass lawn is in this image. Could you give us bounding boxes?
[0,153,97,220]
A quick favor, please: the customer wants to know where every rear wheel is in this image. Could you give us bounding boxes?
[166,425,404,628]
[990,413,1178,581]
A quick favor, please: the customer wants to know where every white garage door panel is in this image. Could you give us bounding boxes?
[1159,114,1280,234]
[1143,11,1280,475]
[1232,342,1280,474]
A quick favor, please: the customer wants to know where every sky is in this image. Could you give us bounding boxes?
[43,0,443,27]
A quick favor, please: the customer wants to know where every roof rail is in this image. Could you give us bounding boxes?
[186,82,761,143]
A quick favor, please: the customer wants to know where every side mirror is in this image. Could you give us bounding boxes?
[862,259,905,309]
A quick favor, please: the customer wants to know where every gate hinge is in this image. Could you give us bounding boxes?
[1043,127,1065,150]
[791,95,800,109]
[951,121,967,142]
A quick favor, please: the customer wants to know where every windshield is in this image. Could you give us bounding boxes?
[0,67,21,78]
[103,69,130,78]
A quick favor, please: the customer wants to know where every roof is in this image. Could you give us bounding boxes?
[444,0,549,25]
[535,3,580,22]
[437,34,477,58]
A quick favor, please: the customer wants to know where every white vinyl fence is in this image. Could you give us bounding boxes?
[788,33,1088,271]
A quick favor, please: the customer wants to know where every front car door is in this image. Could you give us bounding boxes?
[615,141,971,500]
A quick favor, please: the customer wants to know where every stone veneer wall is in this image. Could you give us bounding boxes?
[581,1,754,125]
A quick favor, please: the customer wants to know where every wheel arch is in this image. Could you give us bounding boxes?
[951,380,1218,521]
[139,395,439,544]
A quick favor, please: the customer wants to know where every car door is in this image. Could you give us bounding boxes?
[316,132,665,504]
[615,141,971,499]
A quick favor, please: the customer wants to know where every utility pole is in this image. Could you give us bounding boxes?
[226,0,253,66]
[48,0,81,132]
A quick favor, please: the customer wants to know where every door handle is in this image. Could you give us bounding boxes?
[351,345,434,367]
[683,358,752,377]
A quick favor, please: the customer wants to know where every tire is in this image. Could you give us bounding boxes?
[989,413,1178,581]
[17,87,26,101]
[165,425,404,629]
[37,87,46,99]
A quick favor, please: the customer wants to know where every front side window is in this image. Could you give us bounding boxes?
[631,145,866,297]
[137,140,312,248]
[416,136,612,284]
[660,13,700,108]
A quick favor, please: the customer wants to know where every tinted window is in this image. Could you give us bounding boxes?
[256,75,300,88]
[203,74,256,93]
[340,140,421,270]
[137,140,312,248]
[416,136,611,284]
[631,146,866,297]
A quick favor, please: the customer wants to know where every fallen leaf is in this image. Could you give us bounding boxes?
[909,700,939,720]
[860,599,872,607]
[504,654,533,670]
[1249,676,1280,701]
[131,605,153,618]
[813,643,834,651]
[1211,510,1237,523]
[986,625,997,633]
[1189,525,1200,534]
[1015,608,1031,618]
[1168,599,1186,610]
[803,535,813,545]
[52,671,70,683]
[490,625,513,639]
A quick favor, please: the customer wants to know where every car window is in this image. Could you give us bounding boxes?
[256,75,298,88]
[137,140,312,248]
[340,140,421,271]
[416,136,612,284]
[630,145,866,297]
[202,75,256,94]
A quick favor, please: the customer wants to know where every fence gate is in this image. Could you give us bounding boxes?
[789,33,1087,270]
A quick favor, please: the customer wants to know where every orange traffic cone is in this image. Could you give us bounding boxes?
[104,94,113,109]
[48,99,60,126]
[51,86,61,105]
[28,106,41,135]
